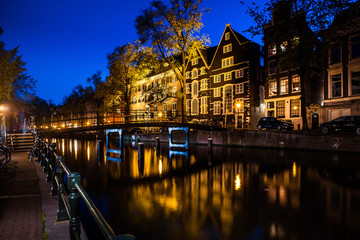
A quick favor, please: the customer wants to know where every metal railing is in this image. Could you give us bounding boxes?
[35,138,135,240]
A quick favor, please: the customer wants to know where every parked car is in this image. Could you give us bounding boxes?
[256,117,294,131]
[320,115,360,135]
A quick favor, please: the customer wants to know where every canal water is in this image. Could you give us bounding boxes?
[51,138,360,240]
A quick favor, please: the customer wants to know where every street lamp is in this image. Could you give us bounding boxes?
[0,105,8,141]
[236,102,241,128]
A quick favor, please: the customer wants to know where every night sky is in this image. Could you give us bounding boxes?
[0,0,264,104]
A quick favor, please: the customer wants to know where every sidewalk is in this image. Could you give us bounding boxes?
[0,152,87,240]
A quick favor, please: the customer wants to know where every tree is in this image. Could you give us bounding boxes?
[106,40,157,121]
[86,71,107,125]
[244,0,353,130]
[0,27,35,103]
[135,0,209,122]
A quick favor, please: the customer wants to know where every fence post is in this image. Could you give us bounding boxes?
[39,141,44,166]
[43,144,48,173]
[57,156,68,221]
[46,144,52,182]
[68,172,81,240]
[50,143,58,195]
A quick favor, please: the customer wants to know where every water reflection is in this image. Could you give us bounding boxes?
[52,138,360,240]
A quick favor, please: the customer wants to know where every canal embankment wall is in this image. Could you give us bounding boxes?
[134,130,360,153]
[40,130,360,153]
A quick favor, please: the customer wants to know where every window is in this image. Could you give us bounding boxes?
[276,100,285,118]
[280,77,289,94]
[186,83,191,94]
[331,74,342,98]
[172,102,177,116]
[201,67,206,75]
[290,99,300,117]
[267,102,274,109]
[268,60,276,74]
[214,87,221,97]
[223,44,232,53]
[351,71,360,95]
[192,58,198,66]
[186,71,191,79]
[268,44,276,56]
[186,100,191,116]
[214,102,221,115]
[351,36,360,59]
[200,79,208,90]
[163,104,168,114]
[192,81,198,97]
[235,69,244,78]
[225,32,230,41]
[224,85,233,114]
[292,75,300,92]
[280,41,288,52]
[214,75,221,83]
[224,72,232,81]
[222,56,234,68]
[235,83,244,94]
[235,98,244,112]
[132,97,136,104]
[330,44,341,64]
[191,99,199,115]
[171,76,176,83]
[268,79,277,96]
[192,69,198,79]
[200,97,208,114]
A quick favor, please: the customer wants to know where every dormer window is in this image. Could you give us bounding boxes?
[223,44,232,53]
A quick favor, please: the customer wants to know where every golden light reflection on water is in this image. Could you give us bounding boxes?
[159,159,162,175]
[62,139,65,155]
[74,140,78,160]
[292,162,297,177]
[235,174,241,190]
[87,141,90,161]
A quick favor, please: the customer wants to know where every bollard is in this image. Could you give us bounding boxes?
[57,156,68,221]
[50,143,58,195]
[208,138,213,153]
[68,172,81,240]
[155,137,160,149]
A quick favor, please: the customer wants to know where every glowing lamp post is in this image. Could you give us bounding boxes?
[0,105,8,140]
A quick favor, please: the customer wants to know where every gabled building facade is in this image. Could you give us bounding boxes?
[186,24,264,128]
[263,1,321,130]
[323,2,360,120]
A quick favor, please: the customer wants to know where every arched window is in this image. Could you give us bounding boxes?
[192,99,199,115]
[192,81,198,97]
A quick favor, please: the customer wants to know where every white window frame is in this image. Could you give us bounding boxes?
[185,71,191,79]
[186,83,191,94]
[225,32,230,41]
[214,75,221,83]
[223,44,232,53]
[214,87,221,97]
[192,68,198,79]
[348,65,360,96]
[235,69,244,78]
[269,79,277,96]
[191,99,199,115]
[191,58,198,66]
[172,102,177,116]
[200,96,208,114]
[280,77,289,94]
[222,56,234,68]
[235,83,244,94]
[329,71,343,98]
[200,79,208,91]
[224,72,232,81]
[192,81,198,97]
[200,67,206,75]
[292,75,301,92]
[214,101,222,115]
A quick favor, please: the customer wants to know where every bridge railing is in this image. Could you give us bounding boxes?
[35,138,135,240]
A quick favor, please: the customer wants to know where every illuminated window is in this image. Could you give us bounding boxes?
[192,69,198,79]
[235,69,244,78]
[186,99,191,116]
[331,74,342,97]
[172,102,177,116]
[214,102,221,115]
[223,44,232,53]
[185,71,191,79]
[267,101,274,109]
[268,44,276,56]
[224,72,232,81]
[186,83,191,94]
[222,56,234,68]
[214,75,221,83]
[200,79,208,90]
[280,77,288,94]
[290,99,300,117]
[201,67,206,75]
[292,75,300,92]
[214,87,221,97]
[192,81,198,97]
[276,100,285,118]
[191,99,199,115]
[192,58,198,66]
[225,32,230,41]
[235,83,244,94]
[200,96,208,114]
[280,41,288,52]
[224,86,233,114]
[268,79,277,96]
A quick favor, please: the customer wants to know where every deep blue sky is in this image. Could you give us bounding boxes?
[0,0,264,105]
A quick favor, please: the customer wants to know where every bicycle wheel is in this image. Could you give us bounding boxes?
[0,148,7,168]
[1,145,11,163]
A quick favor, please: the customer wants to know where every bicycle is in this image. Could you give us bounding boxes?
[0,143,11,168]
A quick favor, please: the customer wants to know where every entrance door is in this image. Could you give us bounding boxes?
[311,113,319,130]
[236,114,244,128]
